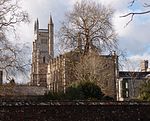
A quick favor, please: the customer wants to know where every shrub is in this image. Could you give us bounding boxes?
[65,81,104,100]
[65,86,83,100]
[44,91,65,100]
[102,96,114,101]
[44,81,108,101]
[138,79,150,101]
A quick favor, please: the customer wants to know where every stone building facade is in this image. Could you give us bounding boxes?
[117,60,150,101]
[30,16,54,87]
[47,51,81,93]
[46,51,118,98]
[30,17,119,99]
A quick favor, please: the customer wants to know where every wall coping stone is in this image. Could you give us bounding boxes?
[0,100,150,106]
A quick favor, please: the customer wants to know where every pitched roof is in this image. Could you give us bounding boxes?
[119,71,150,79]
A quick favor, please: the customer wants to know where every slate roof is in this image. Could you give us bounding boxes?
[119,71,150,79]
[0,85,47,96]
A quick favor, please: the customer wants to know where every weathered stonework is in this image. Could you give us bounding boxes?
[47,51,118,98]
[30,17,54,87]
[30,17,119,99]
[0,101,150,121]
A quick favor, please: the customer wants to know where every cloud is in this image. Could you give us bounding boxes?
[122,53,150,71]
[22,0,70,28]
[109,0,150,56]
[117,16,150,55]
[12,0,150,83]
[20,0,150,57]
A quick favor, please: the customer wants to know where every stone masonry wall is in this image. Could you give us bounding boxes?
[0,101,150,121]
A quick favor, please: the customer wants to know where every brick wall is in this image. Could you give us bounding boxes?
[0,101,150,121]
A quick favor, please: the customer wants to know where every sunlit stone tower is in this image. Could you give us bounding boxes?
[30,16,54,87]
[30,15,118,99]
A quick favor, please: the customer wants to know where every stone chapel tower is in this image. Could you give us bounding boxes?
[30,16,54,87]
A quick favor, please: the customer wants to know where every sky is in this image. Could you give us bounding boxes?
[14,0,150,82]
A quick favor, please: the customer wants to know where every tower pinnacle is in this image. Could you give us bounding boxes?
[36,18,39,29]
[34,21,37,32]
[48,15,54,58]
[49,14,53,25]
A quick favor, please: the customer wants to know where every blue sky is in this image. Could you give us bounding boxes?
[14,0,150,82]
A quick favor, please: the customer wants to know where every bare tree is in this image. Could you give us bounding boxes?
[0,0,29,30]
[120,58,145,98]
[73,52,118,97]
[58,0,117,54]
[121,0,150,25]
[0,0,29,81]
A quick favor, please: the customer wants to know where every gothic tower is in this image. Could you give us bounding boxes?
[30,16,54,87]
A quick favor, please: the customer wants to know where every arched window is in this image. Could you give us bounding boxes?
[43,56,46,63]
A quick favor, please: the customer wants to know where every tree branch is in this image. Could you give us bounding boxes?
[120,10,150,26]
[121,10,150,18]
[129,0,136,7]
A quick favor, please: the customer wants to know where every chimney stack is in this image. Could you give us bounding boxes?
[140,60,148,72]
